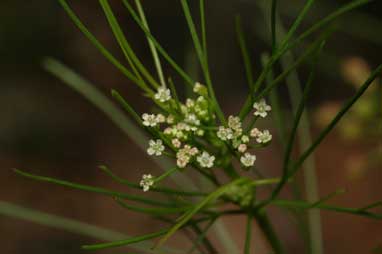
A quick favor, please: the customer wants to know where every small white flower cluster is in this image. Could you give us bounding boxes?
[253,99,272,118]
[250,128,272,144]
[139,174,154,192]
[140,83,217,191]
[216,99,272,168]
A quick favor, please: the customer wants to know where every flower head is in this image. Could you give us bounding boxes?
[256,130,272,144]
[241,135,249,143]
[253,99,271,118]
[250,128,261,137]
[156,114,166,123]
[172,138,181,148]
[176,153,190,168]
[154,86,171,102]
[240,153,256,167]
[217,126,233,141]
[193,82,208,96]
[197,151,215,168]
[140,174,154,192]
[238,144,247,153]
[228,116,242,131]
[142,113,158,127]
[147,139,165,156]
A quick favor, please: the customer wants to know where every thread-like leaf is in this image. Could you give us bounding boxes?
[99,0,160,89]
[155,178,249,248]
[14,169,172,207]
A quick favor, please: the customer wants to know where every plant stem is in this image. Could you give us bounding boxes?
[254,210,284,253]
[244,212,254,254]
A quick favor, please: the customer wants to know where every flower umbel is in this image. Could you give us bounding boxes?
[253,99,271,118]
[140,174,154,192]
[147,139,165,156]
[142,113,158,127]
[240,153,256,167]
[154,86,171,102]
[197,151,215,168]
[217,126,233,141]
[256,130,272,144]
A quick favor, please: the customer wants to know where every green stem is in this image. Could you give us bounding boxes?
[254,210,284,253]
[244,213,254,254]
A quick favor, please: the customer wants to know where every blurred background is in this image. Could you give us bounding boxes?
[1,0,381,253]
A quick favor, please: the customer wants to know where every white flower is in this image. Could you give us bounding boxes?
[154,86,171,102]
[182,145,199,156]
[140,174,154,192]
[253,99,271,118]
[147,139,165,156]
[166,115,175,124]
[172,138,181,148]
[240,153,256,167]
[186,99,195,108]
[241,135,249,143]
[185,113,200,126]
[197,151,215,168]
[176,154,190,168]
[196,129,205,136]
[142,113,158,127]
[238,144,247,153]
[156,114,166,123]
[256,130,272,144]
[217,126,233,141]
[250,128,261,137]
[228,116,242,131]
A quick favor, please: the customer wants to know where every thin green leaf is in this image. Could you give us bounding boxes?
[99,0,160,89]
[239,0,373,120]
[235,16,255,92]
[115,198,191,216]
[57,0,151,94]
[180,0,226,125]
[289,65,382,179]
[239,28,330,119]
[271,40,326,200]
[99,165,206,197]
[155,178,249,248]
[199,0,207,56]
[111,89,143,125]
[271,0,278,52]
[271,199,382,220]
[261,53,287,146]
[309,189,346,208]
[186,217,217,254]
[14,169,172,207]
[83,229,168,250]
[279,0,315,52]
[244,213,254,254]
[134,0,166,87]
[121,0,194,87]
[0,201,182,254]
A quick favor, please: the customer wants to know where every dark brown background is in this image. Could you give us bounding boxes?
[1,0,381,253]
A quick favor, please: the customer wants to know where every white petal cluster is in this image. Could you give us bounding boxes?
[176,144,199,168]
[217,126,234,141]
[228,116,242,131]
[256,130,272,144]
[197,151,215,168]
[142,113,158,127]
[253,99,271,118]
[154,86,171,102]
[147,139,165,156]
[251,128,272,144]
[140,174,154,192]
[240,153,256,167]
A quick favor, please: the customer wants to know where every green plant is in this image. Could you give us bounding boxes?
[12,0,382,253]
